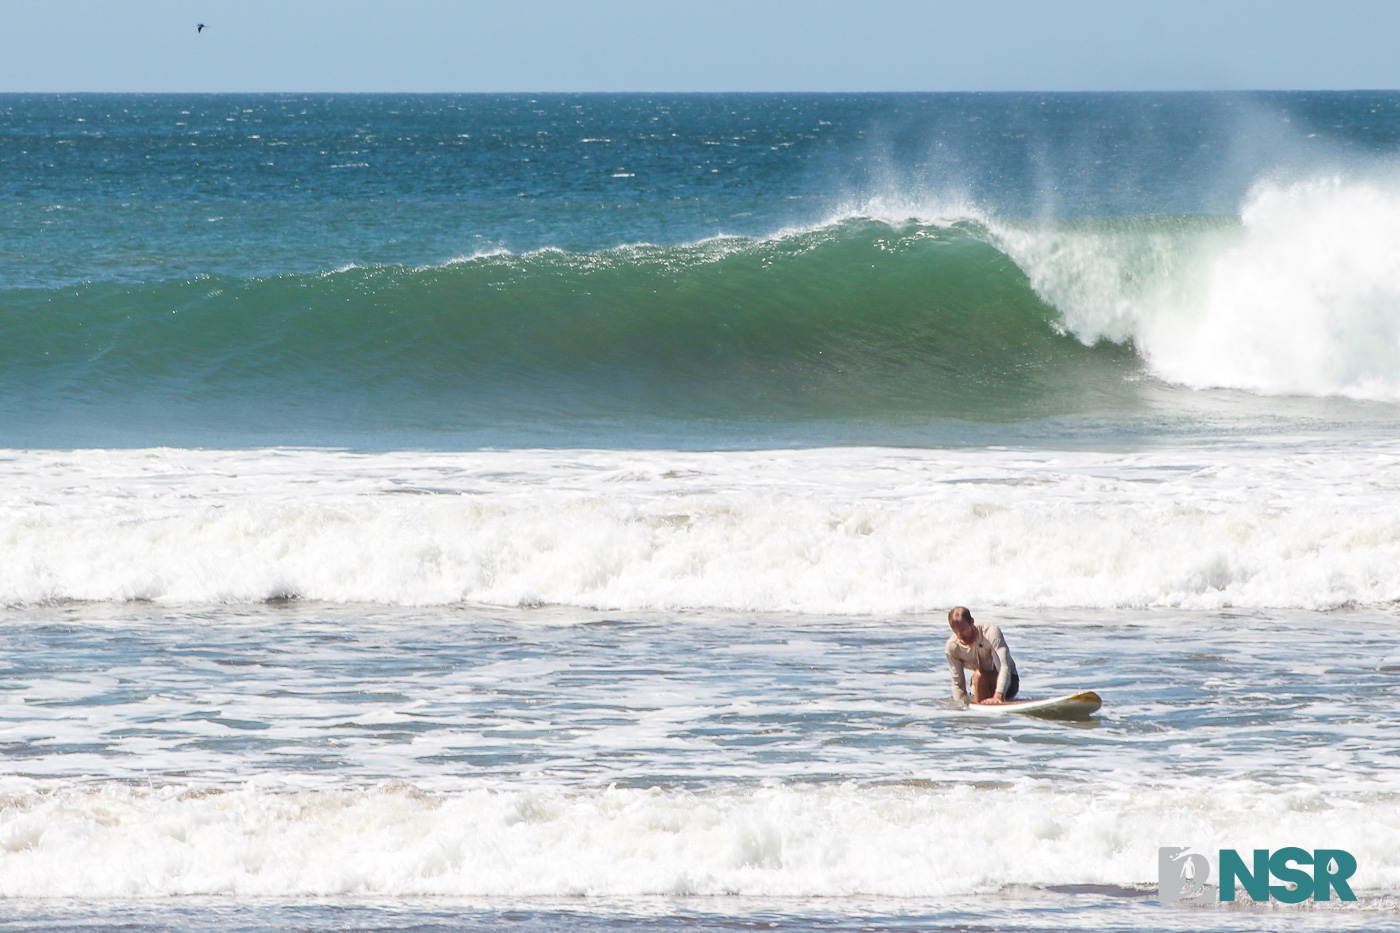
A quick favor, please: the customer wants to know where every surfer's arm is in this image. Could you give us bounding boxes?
[946,650,969,704]
[982,625,1013,700]
[993,646,1012,699]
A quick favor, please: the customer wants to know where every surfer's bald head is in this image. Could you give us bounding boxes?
[948,606,974,626]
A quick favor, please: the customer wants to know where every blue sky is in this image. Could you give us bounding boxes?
[2,0,1398,93]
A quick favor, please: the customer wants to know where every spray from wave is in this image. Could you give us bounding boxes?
[809,172,1400,402]
[986,176,1400,400]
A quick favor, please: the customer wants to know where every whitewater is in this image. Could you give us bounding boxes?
[989,175,1400,401]
[4,443,1400,610]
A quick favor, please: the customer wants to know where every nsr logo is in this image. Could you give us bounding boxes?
[1159,847,1358,904]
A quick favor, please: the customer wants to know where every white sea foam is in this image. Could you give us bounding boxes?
[439,246,514,266]
[0,780,1393,897]
[989,176,1400,400]
[3,445,1400,611]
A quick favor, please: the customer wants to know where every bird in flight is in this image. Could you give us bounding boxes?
[197,23,206,33]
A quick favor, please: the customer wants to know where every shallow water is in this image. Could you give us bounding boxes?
[1,893,1397,933]
[0,603,1395,909]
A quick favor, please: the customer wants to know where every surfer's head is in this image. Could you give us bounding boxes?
[948,606,977,645]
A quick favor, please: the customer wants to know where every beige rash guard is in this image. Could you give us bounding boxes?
[946,620,1017,703]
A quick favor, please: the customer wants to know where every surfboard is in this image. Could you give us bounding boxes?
[962,690,1102,720]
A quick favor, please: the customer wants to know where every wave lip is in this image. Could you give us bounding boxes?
[4,445,1400,612]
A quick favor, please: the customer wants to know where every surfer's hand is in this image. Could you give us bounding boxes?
[983,694,1005,705]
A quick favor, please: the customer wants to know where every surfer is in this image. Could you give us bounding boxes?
[946,606,1019,705]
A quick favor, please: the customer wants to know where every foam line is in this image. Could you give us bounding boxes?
[0,780,1393,897]
[3,445,1400,611]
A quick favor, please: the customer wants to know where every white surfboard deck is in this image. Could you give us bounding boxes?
[961,690,1102,720]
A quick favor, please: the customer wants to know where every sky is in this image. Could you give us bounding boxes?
[1,0,1399,93]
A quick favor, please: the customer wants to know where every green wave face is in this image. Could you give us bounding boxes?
[0,220,1142,444]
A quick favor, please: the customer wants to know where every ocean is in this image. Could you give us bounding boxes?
[0,92,1397,930]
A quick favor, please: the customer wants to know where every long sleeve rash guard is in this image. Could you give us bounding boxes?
[946,621,1017,703]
